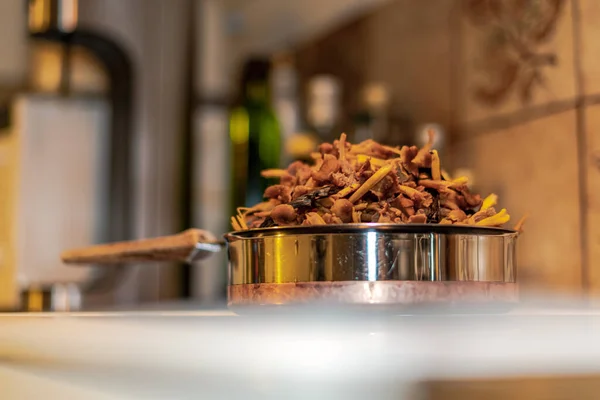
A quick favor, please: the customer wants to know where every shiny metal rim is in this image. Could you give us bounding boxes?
[225,223,517,240]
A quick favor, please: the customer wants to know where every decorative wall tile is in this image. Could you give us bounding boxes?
[458,0,577,126]
[450,110,582,294]
[579,0,600,96]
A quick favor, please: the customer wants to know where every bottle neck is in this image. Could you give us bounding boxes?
[245,81,269,105]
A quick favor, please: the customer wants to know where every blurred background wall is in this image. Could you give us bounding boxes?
[0,0,596,310]
[289,0,591,297]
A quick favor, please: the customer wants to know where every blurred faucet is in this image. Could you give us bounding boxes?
[28,0,78,34]
[19,0,135,311]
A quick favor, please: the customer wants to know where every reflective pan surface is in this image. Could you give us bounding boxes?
[225,224,518,309]
[226,224,517,285]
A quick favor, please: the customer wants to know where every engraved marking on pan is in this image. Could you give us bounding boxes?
[376,234,391,280]
[459,236,471,281]
[314,235,327,282]
[504,235,516,282]
[253,240,262,283]
[428,233,436,281]
[415,234,426,281]
[385,241,401,279]
[334,238,351,277]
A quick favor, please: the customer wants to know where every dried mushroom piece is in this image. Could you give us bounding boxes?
[476,208,510,226]
[514,213,529,233]
[481,193,498,211]
[303,212,327,226]
[230,132,524,231]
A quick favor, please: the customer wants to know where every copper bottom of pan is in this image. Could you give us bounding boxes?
[228,281,518,313]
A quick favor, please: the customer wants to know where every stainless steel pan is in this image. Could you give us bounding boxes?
[62,224,519,311]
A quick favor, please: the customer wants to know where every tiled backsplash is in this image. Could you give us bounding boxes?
[294,0,596,295]
[451,110,582,293]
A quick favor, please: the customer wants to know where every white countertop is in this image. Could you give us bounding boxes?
[2,303,600,399]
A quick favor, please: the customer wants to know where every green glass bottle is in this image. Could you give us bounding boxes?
[229,59,281,214]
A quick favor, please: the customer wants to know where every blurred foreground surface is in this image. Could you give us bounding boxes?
[3,298,600,399]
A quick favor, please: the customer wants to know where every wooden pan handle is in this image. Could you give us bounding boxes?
[61,229,224,265]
